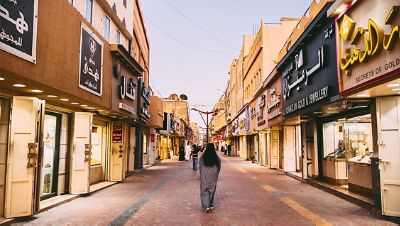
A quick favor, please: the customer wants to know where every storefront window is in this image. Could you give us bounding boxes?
[323,114,373,162]
[91,126,104,166]
[41,113,60,198]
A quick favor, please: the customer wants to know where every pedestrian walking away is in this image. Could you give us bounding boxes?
[199,143,221,213]
[185,142,191,161]
[191,144,200,170]
[179,145,185,161]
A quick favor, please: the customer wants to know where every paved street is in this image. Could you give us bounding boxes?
[11,154,395,226]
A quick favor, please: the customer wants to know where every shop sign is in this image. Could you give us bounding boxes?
[0,0,38,63]
[267,88,281,120]
[280,18,338,117]
[256,94,266,126]
[114,61,136,100]
[119,103,134,114]
[336,1,400,94]
[112,122,123,143]
[79,23,103,96]
[232,106,250,135]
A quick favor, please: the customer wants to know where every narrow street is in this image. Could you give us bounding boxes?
[11,154,394,226]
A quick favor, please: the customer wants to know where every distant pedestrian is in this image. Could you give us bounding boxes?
[191,145,200,170]
[179,145,185,161]
[185,142,191,161]
[199,143,221,213]
[227,144,231,156]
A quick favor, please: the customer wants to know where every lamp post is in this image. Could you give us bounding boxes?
[191,108,223,143]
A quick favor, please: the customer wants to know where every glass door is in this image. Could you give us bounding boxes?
[40,113,61,200]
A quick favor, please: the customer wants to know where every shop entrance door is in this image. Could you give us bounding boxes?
[40,113,61,200]
[5,97,44,218]
[284,126,296,172]
[377,97,400,217]
[128,127,135,172]
[90,124,107,185]
[70,112,92,194]
[110,122,124,182]
[270,130,280,169]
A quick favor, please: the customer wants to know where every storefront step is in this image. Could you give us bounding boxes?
[285,172,375,210]
[0,217,14,225]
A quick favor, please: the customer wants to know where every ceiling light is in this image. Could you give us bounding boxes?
[71,102,80,105]
[60,98,69,101]
[0,77,5,80]
[31,89,43,93]
[80,104,88,107]
[356,94,369,97]
[392,88,400,91]
[47,95,57,98]
[387,83,400,87]
[13,84,26,88]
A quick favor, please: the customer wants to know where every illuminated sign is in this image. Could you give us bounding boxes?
[337,1,400,93]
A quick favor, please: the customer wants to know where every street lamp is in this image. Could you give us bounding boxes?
[191,108,223,144]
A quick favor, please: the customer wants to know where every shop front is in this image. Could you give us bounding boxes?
[278,3,342,179]
[232,106,250,160]
[255,90,268,166]
[261,71,285,170]
[331,0,400,216]
[249,99,259,163]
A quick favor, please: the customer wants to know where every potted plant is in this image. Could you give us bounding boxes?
[250,155,256,163]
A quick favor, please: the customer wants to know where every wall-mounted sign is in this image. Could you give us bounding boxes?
[336,1,400,94]
[79,23,103,96]
[256,94,266,126]
[0,0,38,63]
[267,88,281,120]
[119,102,134,113]
[280,17,339,117]
[112,122,123,143]
[114,61,136,100]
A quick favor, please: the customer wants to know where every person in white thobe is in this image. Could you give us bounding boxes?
[185,142,191,161]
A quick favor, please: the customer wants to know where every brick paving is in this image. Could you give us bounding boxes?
[10,154,396,226]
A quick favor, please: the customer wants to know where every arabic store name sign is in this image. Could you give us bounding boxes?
[281,18,338,116]
[0,0,38,63]
[337,1,400,93]
[79,23,103,96]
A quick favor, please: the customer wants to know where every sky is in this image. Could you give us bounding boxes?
[141,0,312,128]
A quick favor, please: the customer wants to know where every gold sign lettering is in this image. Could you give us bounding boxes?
[339,6,399,75]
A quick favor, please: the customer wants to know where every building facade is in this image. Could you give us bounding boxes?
[0,0,149,218]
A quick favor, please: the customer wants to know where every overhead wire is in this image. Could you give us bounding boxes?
[145,16,235,53]
[164,0,239,50]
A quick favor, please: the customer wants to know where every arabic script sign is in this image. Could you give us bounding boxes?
[79,23,103,96]
[112,122,123,143]
[280,18,338,117]
[337,1,400,94]
[0,0,38,63]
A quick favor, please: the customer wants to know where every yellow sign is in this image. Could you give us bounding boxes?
[337,1,400,94]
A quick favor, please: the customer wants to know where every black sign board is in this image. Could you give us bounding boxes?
[280,15,339,118]
[79,24,103,96]
[0,0,38,63]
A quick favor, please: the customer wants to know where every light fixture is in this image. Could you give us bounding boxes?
[71,102,80,105]
[356,94,369,97]
[13,84,26,88]
[47,95,57,98]
[31,89,43,93]
[387,83,400,87]
[392,88,400,91]
[0,77,5,80]
[80,104,88,107]
[60,98,69,102]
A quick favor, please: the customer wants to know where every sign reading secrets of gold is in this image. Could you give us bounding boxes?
[337,0,400,94]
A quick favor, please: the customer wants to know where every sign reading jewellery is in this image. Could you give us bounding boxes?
[0,0,38,63]
[280,17,338,117]
[79,23,103,96]
[336,1,400,93]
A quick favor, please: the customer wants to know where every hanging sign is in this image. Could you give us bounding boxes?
[0,0,38,63]
[112,122,123,143]
[79,23,103,96]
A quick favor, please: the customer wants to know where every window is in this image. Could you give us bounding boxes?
[104,16,110,41]
[86,0,93,23]
[116,29,121,44]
